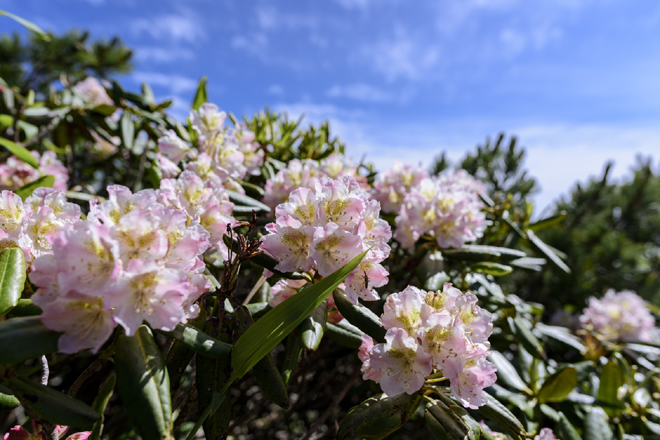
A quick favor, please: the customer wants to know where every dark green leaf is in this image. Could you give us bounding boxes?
[226,190,270,213]
[158,323,231,359]
[527,211,567,232]
[325,320,364,349]
[598,361,624,417]
[470,262,513,277]
[231,250,367,380]
[15,175,55,201]
[0,388,19,413]
[191,77,208,111]
[526,230,571,274]
[535,323,585,351]
[584,407,613,440]
[10,377,100,428]
[0,10,50,40]
[0,316,59,364]
[245,302,271,319]
[443,245,526,261]
[511,317,545,360]
[120,112,134,149]
[0,247,26,316]
[0,138,38,168]
[488,351,530,393]
[333,289,386,343]
[338,393,421,440]
[475,391,525,440]
[299,299,328,350]
[537,366,577,403]
[90,373,116,440]
[558,412,581,440]
[279,333,302,385]
[114,326,172,440]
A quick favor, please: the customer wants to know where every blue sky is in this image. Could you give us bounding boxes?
[3,0,660,212]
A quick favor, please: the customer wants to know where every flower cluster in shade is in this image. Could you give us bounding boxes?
[261,176,391,304]
[157,103,263,189]
[394,170,487,249]
[0,151,68,192]
[262,153,368,209]
[480,423,555,440]
[358,284,496,409]
[3,421,89,440]
[0,171,236,354]
[579,289,656,343]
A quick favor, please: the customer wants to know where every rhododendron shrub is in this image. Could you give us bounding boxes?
[0,67,658,440]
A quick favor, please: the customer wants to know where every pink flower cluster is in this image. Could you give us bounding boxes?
[0,188,80,264]
[394,170,486,249]
[372,161,428,214]
[71,77,113,107]
[261,176,391,303]
[29,182,222,354]
[3,421,89,440]
[262,153,367,209]
[0,151,68,192]
[359,284,496,409]
[579,289,656,342]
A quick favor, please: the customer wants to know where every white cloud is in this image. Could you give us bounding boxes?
[130,11,205,43]
[231,33,269,59]
[268,85,284,95]
[130,72,198,95]
[327,83,393,102]
[134,47,195,64]
[255,5,319,31]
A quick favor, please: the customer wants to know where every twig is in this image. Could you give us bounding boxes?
[23,116,61,148]
[300,368,360,440]
[40,356,49,386]
[242,274,267,305]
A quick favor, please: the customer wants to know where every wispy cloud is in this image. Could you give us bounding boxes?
[130,10,205,43]
[134,47,195,64]
[130,72,198,95]
[268,85,284,95]
[231,33,269,60]
[255,5,319,31]
[327,83,393,102]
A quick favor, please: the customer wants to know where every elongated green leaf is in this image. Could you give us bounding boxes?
[299,299,328,350]
[535,323,585,351]
[279,333,302,385]
[231,251,367,380]
[425,271,450,291]
[114,326,172,440]
[338,393,421,440]
[584,407,613,440]
[470,261,513,277]
[528,211,567,232]
[226,190,270,213]
[90,373,116,440]
[10,377,100,428]
[558,412,581,440]
[598,361,624,417]
[191,77,208,111]
[0,247,26,315]
[508,257,545,271]
[326,320,364,349]
[0,10,50,40]
[333,289,386,343]
[120,112,134,149]
[537,366,577,403]
[0,316,59,364]
[511,317,545,360]
[245,302,271,319]
[158,323,231,359]
[526,230,571,274]
[475,391,525,440]
[7,298,42,317]
[0,138,38,168]
[425,399,470,440]
[443,245,526,261]
[15,175,55,201]
[488,351,530,393]
[0,388,20,413]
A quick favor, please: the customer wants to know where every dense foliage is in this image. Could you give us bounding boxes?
[0,18,658,440]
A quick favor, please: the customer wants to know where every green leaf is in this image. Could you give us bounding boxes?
[558,412,581,440]
[0,247,26,316]
[279,333,302,385]
[191,76,208,111]
[231,250,367,380]
[443,245,526,261]
[0,388,20,413]
[0,9,50,40]
[245,302,271,319]
[7,298,41,317]
[90,373,116,440]
[338,393,421,440]
[299,299,328,350]
[584,407,613,440]
[537,366,577,403]
[470,262,513,277]
[511,317,545,360]
[226,190,271,213]
[0,137,38,168]
[0,316,59,364]
[475,391,525,440]
[10,376,100,428]
[120,112,134,149]
[526,230,571,274]
[141,83,156,105]
[325,320,364,349]
[425,398,470,440]
[535,323,585,351]
[15,175,55,201]
[425,271,450,291]
[528,211,567,232]
[598,361,624,417]
[114,326,173,440]
[332,289,386,343]
[488,351,530,393]
[507,257,545,271]
[158,323,232,359]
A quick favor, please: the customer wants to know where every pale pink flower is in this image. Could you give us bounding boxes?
[343,256,388,303]
[312,222,364,276]
[72,77,113,107]
[38,151,69,191]
[381,286,427,336]
[275,187,320,227]
[158,153,182,179]
[261,218,316,273]
[158,130,190,164]
[0,190,28,237]
[190,103,226,138]
[418,314,468,379]
[373,161,429,214]
[358,334,382,382]
[450,357,497,409]
[534,428,556,440]
[269,279,308,307]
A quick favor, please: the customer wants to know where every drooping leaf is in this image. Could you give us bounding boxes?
[598,361,624,417]
[0,9,50,40]
[488,351,530,393]
[511,317,545,360]
[584,407,613,440]
[443,245,526,261]
[0,247,26,316]
[90,373,116,440]
[298,299,328,350]
[10,377,100,428]
[470,261,513,277]
[191,76,208,111]
[558,412,582,440]
[231,250,366,380]
[15,175,55,201]
[158,323,232,359]
[537,366,577,403]
[279,333,302,385]
[0,385,19,413]
[226,190,271,213]
[535,323,585,351]
[114,326,173,440]
[338,393,421,440]
[526,230,571,274]
[527,211,567,232]
[0,316,59,364]
[332,289,386,343]
[0,137,38,168]
[120,112,134,150]
[325,320,364,349]
[475,391,525,440]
